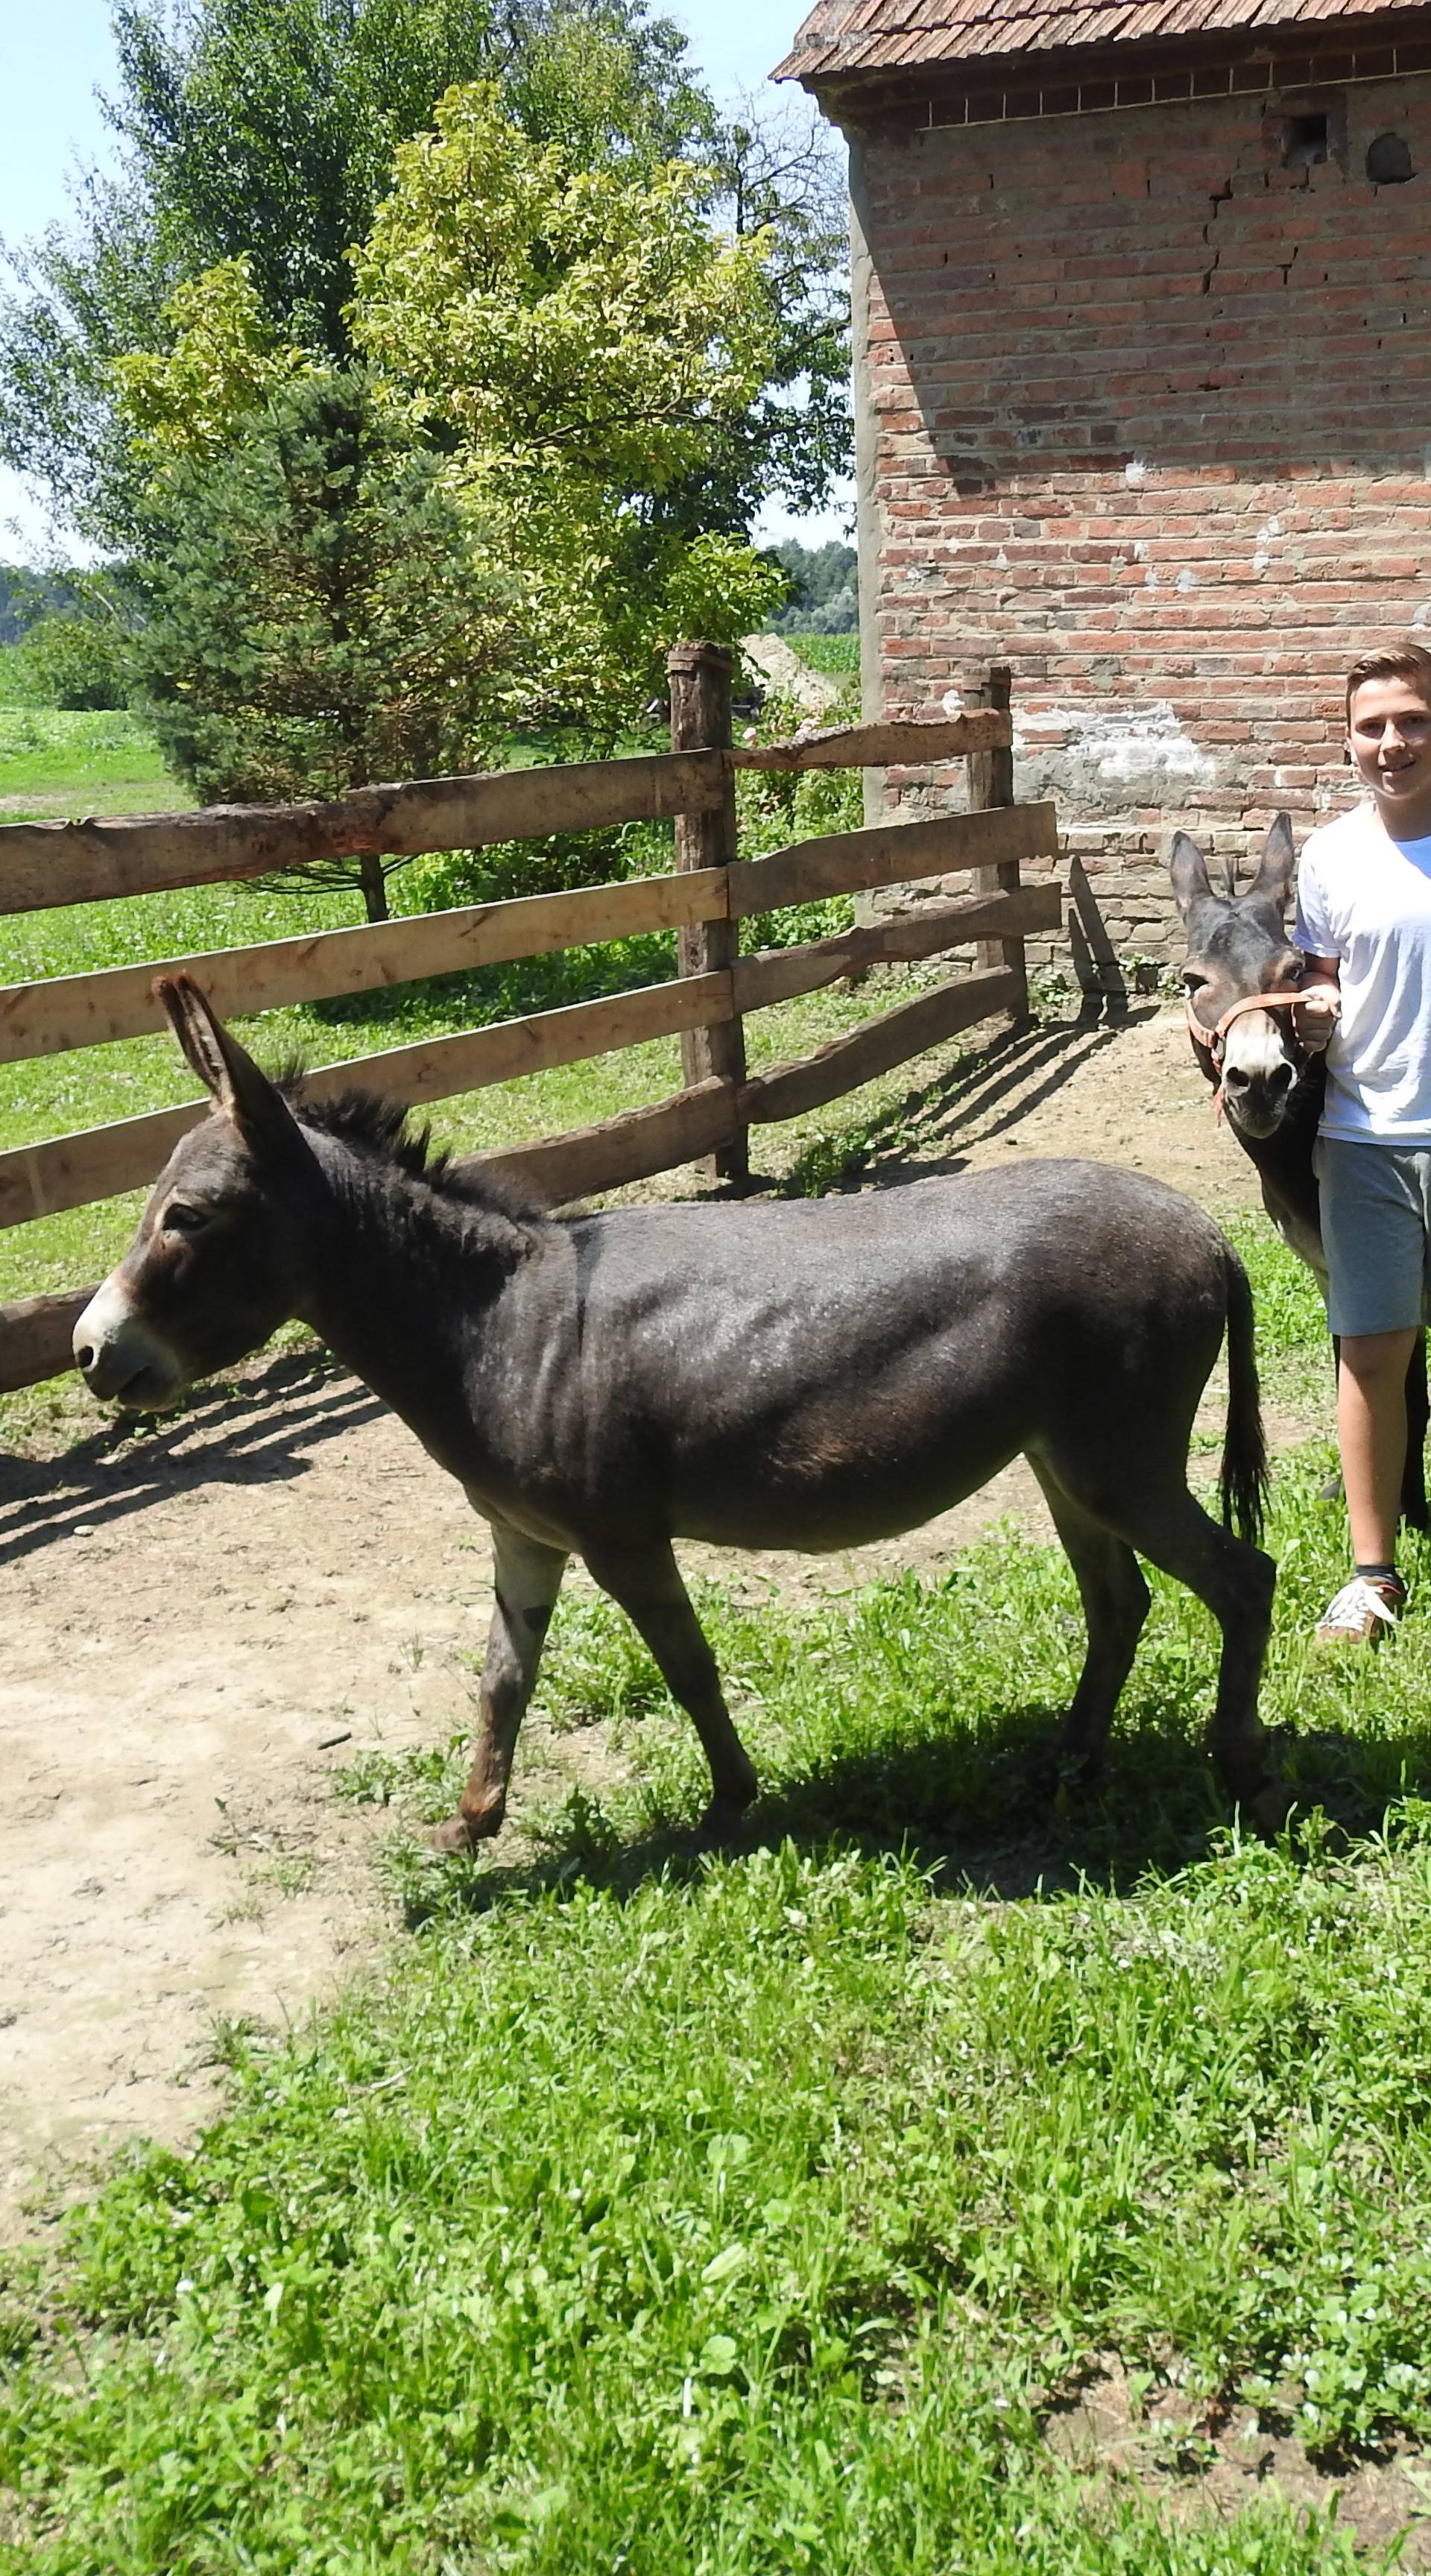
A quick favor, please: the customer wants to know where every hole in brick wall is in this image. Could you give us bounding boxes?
[1282,111,1329,168]
[1367,131,1415,183]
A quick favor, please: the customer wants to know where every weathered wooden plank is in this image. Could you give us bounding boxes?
[0,867,730,1065]
[727,802,1058,918]
[741,967,1022,1127]
[964,665,1028,1014]
[475,1077,739,1208]
[0,1287,93,1392]
[730,712,1009,771]
[0,970,733,1228]
[669,640,746,1185]
[0,750,727,917]
[733,883,1062,1016]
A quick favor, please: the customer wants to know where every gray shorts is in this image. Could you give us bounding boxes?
[1313,1135,1431,1336]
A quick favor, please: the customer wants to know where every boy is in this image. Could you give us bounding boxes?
[1295,641,1431,1641]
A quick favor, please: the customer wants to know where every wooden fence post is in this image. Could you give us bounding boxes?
[667,640,748,1185]
[963,663,1030,1020]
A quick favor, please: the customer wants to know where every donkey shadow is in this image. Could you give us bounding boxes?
[399,1696,1431,1923]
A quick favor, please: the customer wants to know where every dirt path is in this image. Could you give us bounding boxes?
[0,1004,1272,2230]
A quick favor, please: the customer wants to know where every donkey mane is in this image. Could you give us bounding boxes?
[276,1073,547,1230]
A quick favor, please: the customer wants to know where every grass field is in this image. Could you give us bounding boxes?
[0,707,187,823]
[6,1223,1431,2567]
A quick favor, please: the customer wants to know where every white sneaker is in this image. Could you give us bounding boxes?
[1313,1576,1403,1646]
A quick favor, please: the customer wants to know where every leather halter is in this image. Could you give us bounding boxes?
[1184,984,1339,1117]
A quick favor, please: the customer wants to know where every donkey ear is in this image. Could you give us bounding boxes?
[1250,811,1296,909]
[1169,831,1215,919]
[154,974,298,1152]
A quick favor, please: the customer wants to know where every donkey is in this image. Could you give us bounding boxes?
[73,978,1283,1841]
[1172,813,1429,1528]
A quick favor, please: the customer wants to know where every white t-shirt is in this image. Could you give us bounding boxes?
[1294,801,1431,1143]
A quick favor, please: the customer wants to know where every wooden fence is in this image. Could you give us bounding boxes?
[0,646,1061,1392]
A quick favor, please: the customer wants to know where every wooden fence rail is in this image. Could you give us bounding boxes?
[0,654,1059,1392]
[0,713,1005,916]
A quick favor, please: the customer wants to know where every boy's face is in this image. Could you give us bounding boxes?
[1348,673,1431,813]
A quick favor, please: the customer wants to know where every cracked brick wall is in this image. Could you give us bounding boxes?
[854,71,1431,985]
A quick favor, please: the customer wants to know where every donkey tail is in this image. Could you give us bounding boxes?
[1219,1242,1268,1546]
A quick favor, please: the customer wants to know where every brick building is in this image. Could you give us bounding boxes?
[776,0,1431,985]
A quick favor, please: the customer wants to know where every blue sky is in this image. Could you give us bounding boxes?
[0,0,851,558]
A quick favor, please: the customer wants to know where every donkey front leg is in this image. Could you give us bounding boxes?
[586,1542,759,1841]
[434,1519,568,1853]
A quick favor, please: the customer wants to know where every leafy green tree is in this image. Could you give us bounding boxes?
[768,538,858,634]
[694,99,851,536]
[0,2,847,552]
[133,370,527,918]
[0,1,727,548]
[10,611,136,710]
[125,86,784,809]
[345,79,783,714]
[0,564,110,645]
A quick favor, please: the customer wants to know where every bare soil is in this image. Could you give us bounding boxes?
[0,1003,1276,2233]
[1044,2353,1431,2566]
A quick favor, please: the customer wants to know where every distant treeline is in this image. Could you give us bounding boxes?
[768,540,857,635]
[0,566,99,646]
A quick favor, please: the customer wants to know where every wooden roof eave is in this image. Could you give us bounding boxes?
[780,4,1431,119]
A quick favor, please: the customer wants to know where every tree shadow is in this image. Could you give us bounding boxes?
[0,1349,384,1567]
[397,1695,1431,1927]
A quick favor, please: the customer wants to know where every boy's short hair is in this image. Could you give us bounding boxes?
[1345,640,1431,722]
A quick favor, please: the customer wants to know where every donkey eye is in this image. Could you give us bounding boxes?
[1181,969,1207,994]
[164,1202,210,1236]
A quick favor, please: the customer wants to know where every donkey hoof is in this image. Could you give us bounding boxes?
[432,1803,503,1854]
[432,1813,475,1854]
[1034,1747,1103,1810]
[1230,1776,1290,1839]
[695,1795,751,1849]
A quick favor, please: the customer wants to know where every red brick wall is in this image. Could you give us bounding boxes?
[853,70,1431,984]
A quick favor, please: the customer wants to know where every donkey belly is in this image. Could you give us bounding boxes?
[660,1359,1038,1554]
[667,1439,1026,1554]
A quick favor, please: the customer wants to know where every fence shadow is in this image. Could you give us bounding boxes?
[774,999,1154,1199]
[0,1350,383,1568]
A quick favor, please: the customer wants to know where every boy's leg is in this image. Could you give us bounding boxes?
[1338,1328,1419,1565]
[1315,1140,1425,1642]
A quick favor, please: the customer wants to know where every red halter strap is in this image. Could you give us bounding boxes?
[1184,983,1339,1121]
[1184,985,1339,1069]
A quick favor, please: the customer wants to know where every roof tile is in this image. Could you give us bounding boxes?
[774,0,1424,78]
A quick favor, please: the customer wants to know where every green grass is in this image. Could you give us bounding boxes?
[6,1218,1431,2567]
[780,633,860,677]
[0,707,187,821]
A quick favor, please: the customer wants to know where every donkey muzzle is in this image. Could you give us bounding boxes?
[72,1279,183,1408]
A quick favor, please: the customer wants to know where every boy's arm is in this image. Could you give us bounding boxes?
[1293,954,1341,1049]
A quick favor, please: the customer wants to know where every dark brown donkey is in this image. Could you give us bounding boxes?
[73,979,1283,1839]
[1172,812,1429,1528]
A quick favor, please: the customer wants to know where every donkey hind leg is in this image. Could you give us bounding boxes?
[1048,1459,1280,1831]
[434,1519,569,1854]
[1026,1457,1150,1789]
[584,1541,758,1841]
